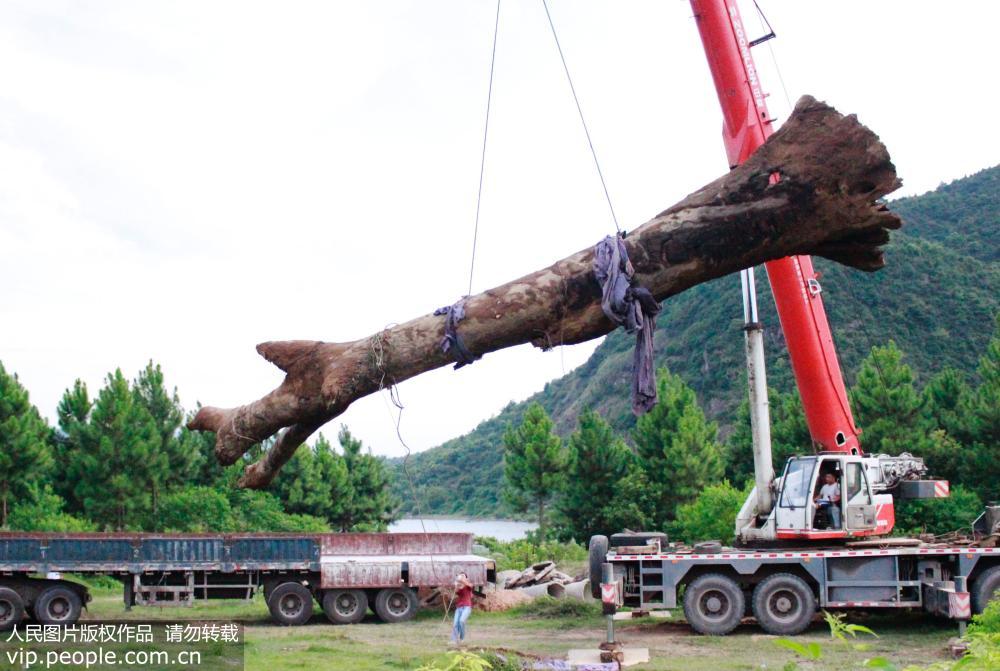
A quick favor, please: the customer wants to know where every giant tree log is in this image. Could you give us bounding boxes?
[190,96,902,488]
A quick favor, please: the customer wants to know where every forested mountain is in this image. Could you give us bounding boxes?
[390,165,1000,517]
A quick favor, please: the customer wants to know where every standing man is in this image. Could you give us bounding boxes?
[814,472,842,529]
[450,572,473,645]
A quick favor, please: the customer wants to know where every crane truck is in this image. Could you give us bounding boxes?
[588,0,999,636]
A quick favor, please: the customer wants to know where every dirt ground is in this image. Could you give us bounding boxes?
[68,590,961,671]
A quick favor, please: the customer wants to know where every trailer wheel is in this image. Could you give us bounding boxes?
[35,586,83,625]
[588,535,609,599]
[322,589,368,624]
[267,582,313,626]
[374,588,417,623]
[0,587,25,632]
[971,565,1000,615]
[683,573,745,635]
[752,573,816,635]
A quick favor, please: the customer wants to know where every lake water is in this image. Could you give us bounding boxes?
[389,518,537,541]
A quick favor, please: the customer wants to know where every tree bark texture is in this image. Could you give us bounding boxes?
[190,96,902,488]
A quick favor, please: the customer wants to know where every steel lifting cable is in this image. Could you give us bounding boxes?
[541,0,621,234]
[373,334,457,626]
[378,4,504,629]
[466,0,502,297]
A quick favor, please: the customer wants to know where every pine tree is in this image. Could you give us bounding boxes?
[0,362,53,527]
[177,406,225,487]
[556,409,633,541]
[54,379,91,512]
[632,368,723,528]
[964,315,1000,501]
[69,369,160,530]
[849,341,931,455]
[502,403,566,540]
[313,434,352,529]
[725,388,809,486]
[336,426,397,531]
[922,367,974,443]
[970,315,1000,447]
[131,362,182,515]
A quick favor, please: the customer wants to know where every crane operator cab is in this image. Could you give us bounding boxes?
[774,455,890,540]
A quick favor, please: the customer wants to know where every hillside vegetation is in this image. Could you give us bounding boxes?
[390,165,1000,517]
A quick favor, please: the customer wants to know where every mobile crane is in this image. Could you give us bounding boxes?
[589,0,999,635]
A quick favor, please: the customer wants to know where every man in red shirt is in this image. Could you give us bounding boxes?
[450,573,474,644]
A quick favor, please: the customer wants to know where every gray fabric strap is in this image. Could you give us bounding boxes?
[593,235,662,414]
[434,299,480,370]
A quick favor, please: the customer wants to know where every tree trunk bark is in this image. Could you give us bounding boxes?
[190,96,902,488]
[538,499,546,542]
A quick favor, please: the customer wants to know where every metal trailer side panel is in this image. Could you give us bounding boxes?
[0,539,43,563]
[319,533,473,556]
[321,562,402,588]
[227,536,317,569]
[319,554,488,589]
[48,538,132,562]
[139,537,224,563]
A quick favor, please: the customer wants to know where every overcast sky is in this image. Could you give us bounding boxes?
[2,0,997,458]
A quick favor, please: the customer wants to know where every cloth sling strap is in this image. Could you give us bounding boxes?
[434,299,481,369]
[593,235,661,414]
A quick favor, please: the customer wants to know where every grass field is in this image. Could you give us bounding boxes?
[60,586,963,671]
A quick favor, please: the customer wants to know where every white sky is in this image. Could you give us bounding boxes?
[2,0,997,457]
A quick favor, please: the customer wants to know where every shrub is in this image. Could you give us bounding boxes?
[228,490,329,532]
[485,538,587,572]
[969,598,1000,635]
[7,490,96,532]
[158,486,234,532]
[668,481,747,544]
[894,485,983,535]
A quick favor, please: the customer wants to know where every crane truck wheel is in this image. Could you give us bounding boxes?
[267,582,314,626]
[374,588,418,623]
[971,565,1000,615]
[683,573,745,635]
[588,535,609,599]
[752,573,817,635]
[322,589,368,624]
[0,587,25,632]
[34,585,83,625]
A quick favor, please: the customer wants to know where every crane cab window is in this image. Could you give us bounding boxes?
[779,457,816,508]
[845,462,871,505]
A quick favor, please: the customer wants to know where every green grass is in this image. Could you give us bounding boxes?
[63,587,960,670]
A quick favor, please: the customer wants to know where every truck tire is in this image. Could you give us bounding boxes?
[683,573,745,635]
[972,565,1000,615]
[0,587,25,631]
[752,573,817,635]
[267,582,314,626]
[322,589,368,625]
[35,586,83,625]
[589,535,609,599]
[373,588,418,623]
[608,532,668,548]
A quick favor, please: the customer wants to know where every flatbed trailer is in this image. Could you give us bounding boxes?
[0,532,494,630]
[594,534,999,635]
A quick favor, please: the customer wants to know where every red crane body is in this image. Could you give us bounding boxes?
[690,0,862,456]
